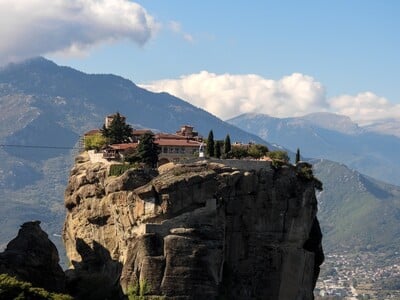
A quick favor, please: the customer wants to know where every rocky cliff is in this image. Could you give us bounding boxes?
[63,152,324,299]
[0,221,66,293]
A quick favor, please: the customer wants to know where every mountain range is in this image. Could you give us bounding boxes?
[228,112,400,186]
[1,57,399,261]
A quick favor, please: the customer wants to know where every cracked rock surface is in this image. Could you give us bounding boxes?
[63,153,323,299]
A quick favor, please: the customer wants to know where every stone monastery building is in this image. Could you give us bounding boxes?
[84,114,204,165]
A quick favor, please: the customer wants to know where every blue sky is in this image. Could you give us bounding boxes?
[1,0,399,122]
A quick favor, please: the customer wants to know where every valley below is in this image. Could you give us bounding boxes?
[317,250,400,299]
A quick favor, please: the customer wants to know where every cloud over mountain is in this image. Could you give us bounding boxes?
[141,72,399,123]
[0,0,158,63]
[329,92,400,125]
[141,71,328,120]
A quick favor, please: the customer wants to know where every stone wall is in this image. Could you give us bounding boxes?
[87,150,110,164]
[209,157,273,171]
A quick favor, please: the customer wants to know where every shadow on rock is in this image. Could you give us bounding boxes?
[65,238,123,300]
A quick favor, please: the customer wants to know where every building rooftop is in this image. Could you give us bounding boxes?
[133,129,153,136]
[156,139,203,147]
[84,129,101,136]
[156,133,188,140]
[109,143,138,150]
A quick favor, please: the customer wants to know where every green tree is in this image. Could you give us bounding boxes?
[268,150,289,162]
[136,132,160,168]
[230,146,248,159]
[124,147,140,164]
[206,130,215,157]
[214,140,222,158]
[84,133,107,151]
[223,134,231,155]
[296,148,301,163]
[248,144,269,159]
[101,112,133,144]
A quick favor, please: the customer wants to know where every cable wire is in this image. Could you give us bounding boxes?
[0,144,79,150]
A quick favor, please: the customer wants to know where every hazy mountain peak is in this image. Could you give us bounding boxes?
[2,56,57,71]
[228,112,273,121]
[301,112,362,135]
[229,112,362,135]
[363,119,400,138]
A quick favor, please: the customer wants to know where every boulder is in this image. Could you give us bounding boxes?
[0,221,66,293]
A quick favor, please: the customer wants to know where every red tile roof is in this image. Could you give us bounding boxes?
[109,139,202,150]
[84,129,101,136]
[110,143,138,150]
[155,133,188,140]
[156,139,203,147]
[132,129,153,135]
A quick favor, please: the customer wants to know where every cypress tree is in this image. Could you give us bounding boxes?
[296,148,301,163]
[223,134,231,155]
[214,141,222,158]
[136,132,160,168]
[206,130,215,157]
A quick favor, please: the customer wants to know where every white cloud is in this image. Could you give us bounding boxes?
[141,72,400,123]
[329,92,400,124]
[169,21,182,33]
[140,71,328,120]
[0,0,158,63]
[168,21,194,43]
[183,33,194,43]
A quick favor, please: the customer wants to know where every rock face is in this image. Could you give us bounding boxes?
[63,152,324,299]
[0,221,66,293]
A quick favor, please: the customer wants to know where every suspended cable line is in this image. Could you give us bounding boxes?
[0,144,78,150]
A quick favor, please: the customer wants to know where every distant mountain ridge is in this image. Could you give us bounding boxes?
[300,112,362,134]
[228,112,400,185]
[364,119,400,138]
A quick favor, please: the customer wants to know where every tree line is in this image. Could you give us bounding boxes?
[205,129,289,161]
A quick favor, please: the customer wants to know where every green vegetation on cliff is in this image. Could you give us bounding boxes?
[0,274,72,300]
[84,133,107,151]
[109,164,138,176]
